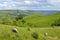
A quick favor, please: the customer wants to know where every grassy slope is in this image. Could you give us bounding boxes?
[23,13,60,27]
[0,11,60,27]
[0,24,60,40]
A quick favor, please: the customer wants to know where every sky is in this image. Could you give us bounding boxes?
[0,0,60,10]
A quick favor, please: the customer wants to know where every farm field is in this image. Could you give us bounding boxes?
[0,24,60,40]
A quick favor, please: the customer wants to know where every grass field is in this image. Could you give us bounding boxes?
[0,10,60,40]
[0,24,60,40]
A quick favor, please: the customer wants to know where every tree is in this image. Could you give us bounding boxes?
[15,10,24,21]
[15,14,23,21]
[51,18,60,26]
[56,18,60,26]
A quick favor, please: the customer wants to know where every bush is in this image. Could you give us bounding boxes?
[15,14,23,21]
[32,32,39,39]
[27,27,31,31]
[21,19,26,24]
[51,18,60,27]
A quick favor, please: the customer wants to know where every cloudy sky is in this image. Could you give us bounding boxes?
[0,0,60,10]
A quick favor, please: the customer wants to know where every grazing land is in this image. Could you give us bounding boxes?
[0,10,60,40]
[0,24,60,40]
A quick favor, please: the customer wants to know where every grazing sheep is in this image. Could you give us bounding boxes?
[12,28,18,33]
[44,32,48,36]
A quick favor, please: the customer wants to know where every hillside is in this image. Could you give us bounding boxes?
[0,24,60,40]
[0,10,60,40]
[23,13,60,27]
[0,10,60,27]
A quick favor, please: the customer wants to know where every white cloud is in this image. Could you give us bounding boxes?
[0,2,8,6]
[47,0,60,5]
[0,0,60,10]
[24,0,31,4]
[14,2,23,4]
[0,4,3,6]
[32,1,40,4]
[24,0,40,5]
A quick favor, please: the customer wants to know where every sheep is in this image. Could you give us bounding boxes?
[44,32,48,36]
[12,28,18,33]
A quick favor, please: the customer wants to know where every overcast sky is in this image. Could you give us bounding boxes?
[0,0,60,10]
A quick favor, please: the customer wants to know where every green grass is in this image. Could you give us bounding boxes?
[23,13,60,27]
[0,10,60,40]
[0,24,60,40]
[0,10,60,27]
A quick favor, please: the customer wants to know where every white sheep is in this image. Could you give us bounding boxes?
[12,28,18,33]
[44,32,48,36]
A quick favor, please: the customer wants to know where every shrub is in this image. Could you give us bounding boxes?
[27,27,31,31]
[15,14,23,21]
[51,18,60,26]
[32,32,39,39]
[21,19,26,24]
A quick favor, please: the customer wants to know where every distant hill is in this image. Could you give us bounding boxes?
[0,10,60,18]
